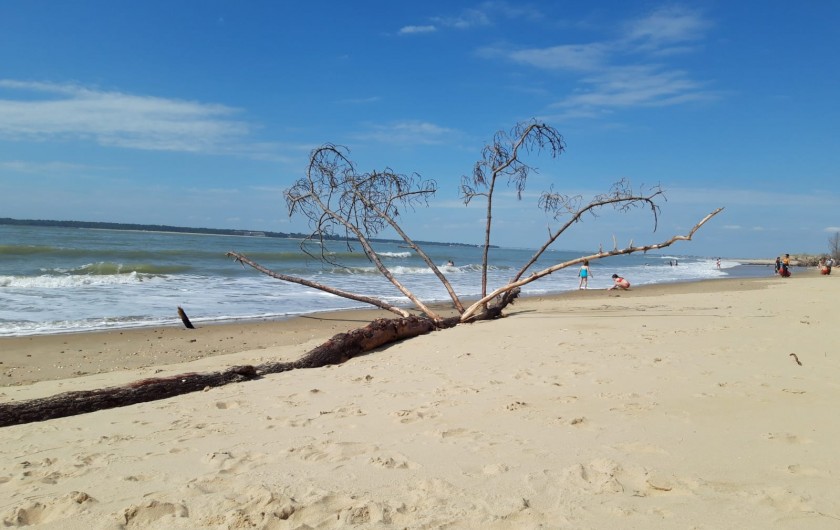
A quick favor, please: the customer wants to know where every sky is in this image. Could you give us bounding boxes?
[1,1,838,258]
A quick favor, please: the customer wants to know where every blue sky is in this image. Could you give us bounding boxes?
[1,1,838,258]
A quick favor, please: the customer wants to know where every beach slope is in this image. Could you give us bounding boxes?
[1,275,839,529]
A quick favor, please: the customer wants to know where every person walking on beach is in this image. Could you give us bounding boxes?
[608,273,631,290]
[775,256,781,275]
[780,254,791,277]
[578,260,592,289]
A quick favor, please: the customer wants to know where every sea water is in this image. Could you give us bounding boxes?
[0,224,769,336]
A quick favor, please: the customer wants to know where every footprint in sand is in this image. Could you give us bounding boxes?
[368,454,420,470]
[391,403,441,424]
[213,400,245,410]
[319,405,366,418]
[288,440,376,463]
[201,450,262,474]
[281,415,313,428]
[1,491,96,527]
[12,457,71,485]
[765,432,812,444]
[482,463,510,475]
[121,499,188,528]
[786,464,827,477]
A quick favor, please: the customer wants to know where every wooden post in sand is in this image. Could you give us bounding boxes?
[177,306,195,329]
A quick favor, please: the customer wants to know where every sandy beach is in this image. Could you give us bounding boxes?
[1,273,839,529]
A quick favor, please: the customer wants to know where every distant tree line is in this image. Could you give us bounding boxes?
[0,217,484,249]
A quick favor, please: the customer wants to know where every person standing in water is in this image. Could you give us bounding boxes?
[578,260,592,289]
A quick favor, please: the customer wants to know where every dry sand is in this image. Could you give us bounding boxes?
[1,274,839,529]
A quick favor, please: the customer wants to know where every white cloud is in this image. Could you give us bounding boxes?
[0,160,111,174]
[623,6,710,52]
[398,25,437,35]
[0,80,252,155]
[353,121,460,145]
[406,1,543,35]
[824,226,840,232]
[432,8,492,29]
[503,43,609,71]
[488,6,714,117]
[553,65,710,110]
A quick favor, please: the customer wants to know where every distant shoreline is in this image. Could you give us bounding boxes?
[0,217,488,249]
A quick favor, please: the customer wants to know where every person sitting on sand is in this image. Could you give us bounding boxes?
[821,257,832,275]
[578,260,592,289]
[608,273,630,290]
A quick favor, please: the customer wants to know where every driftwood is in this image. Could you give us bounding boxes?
[0,316,458,428]
[177,306,195,329]
[255,315,458,375]
[0,365,257,428]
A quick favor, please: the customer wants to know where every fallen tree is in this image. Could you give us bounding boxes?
[0,315,461,427]
[1,120,722,427]
[233,120,722,326]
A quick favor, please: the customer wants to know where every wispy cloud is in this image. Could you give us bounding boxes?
[353,120,460,145]
[431,7,493,29]
[338,95,382,105]
[487,6,716,117]
[398,25,437,35]
[400,1,543,35]
[0,160,114,175]
[502,43,609,71]
[622,5,711,53]
[0,80,254,155]
[555,65,709,110]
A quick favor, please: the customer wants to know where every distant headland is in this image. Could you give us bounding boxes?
[0,217,489,249]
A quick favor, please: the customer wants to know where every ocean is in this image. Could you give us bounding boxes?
[0,224,770,337]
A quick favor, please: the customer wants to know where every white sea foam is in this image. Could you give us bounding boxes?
[0,272,153,288]
[0,224,769,336]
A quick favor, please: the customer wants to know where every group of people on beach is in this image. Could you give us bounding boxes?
[775,254,792,277]
[774,254,835,277]
[578,260,631,291]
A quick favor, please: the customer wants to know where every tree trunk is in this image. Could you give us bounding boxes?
[0,365,257,427]
[0,315,462,428]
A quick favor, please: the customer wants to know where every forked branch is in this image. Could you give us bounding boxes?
[461,208,724,321]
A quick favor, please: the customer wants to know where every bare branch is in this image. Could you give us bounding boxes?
[283,145,447,320]
[460,120,566,300]
[355,189,466,313]
[226,252,411,317]
[513,180,664,281]
[461,208,724,321]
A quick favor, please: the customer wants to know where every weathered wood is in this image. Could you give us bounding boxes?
[227,252,411,318]
[0,315,463,428]
[0,365,257,428]
[177,306,195,329]
[256,315,459,375]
